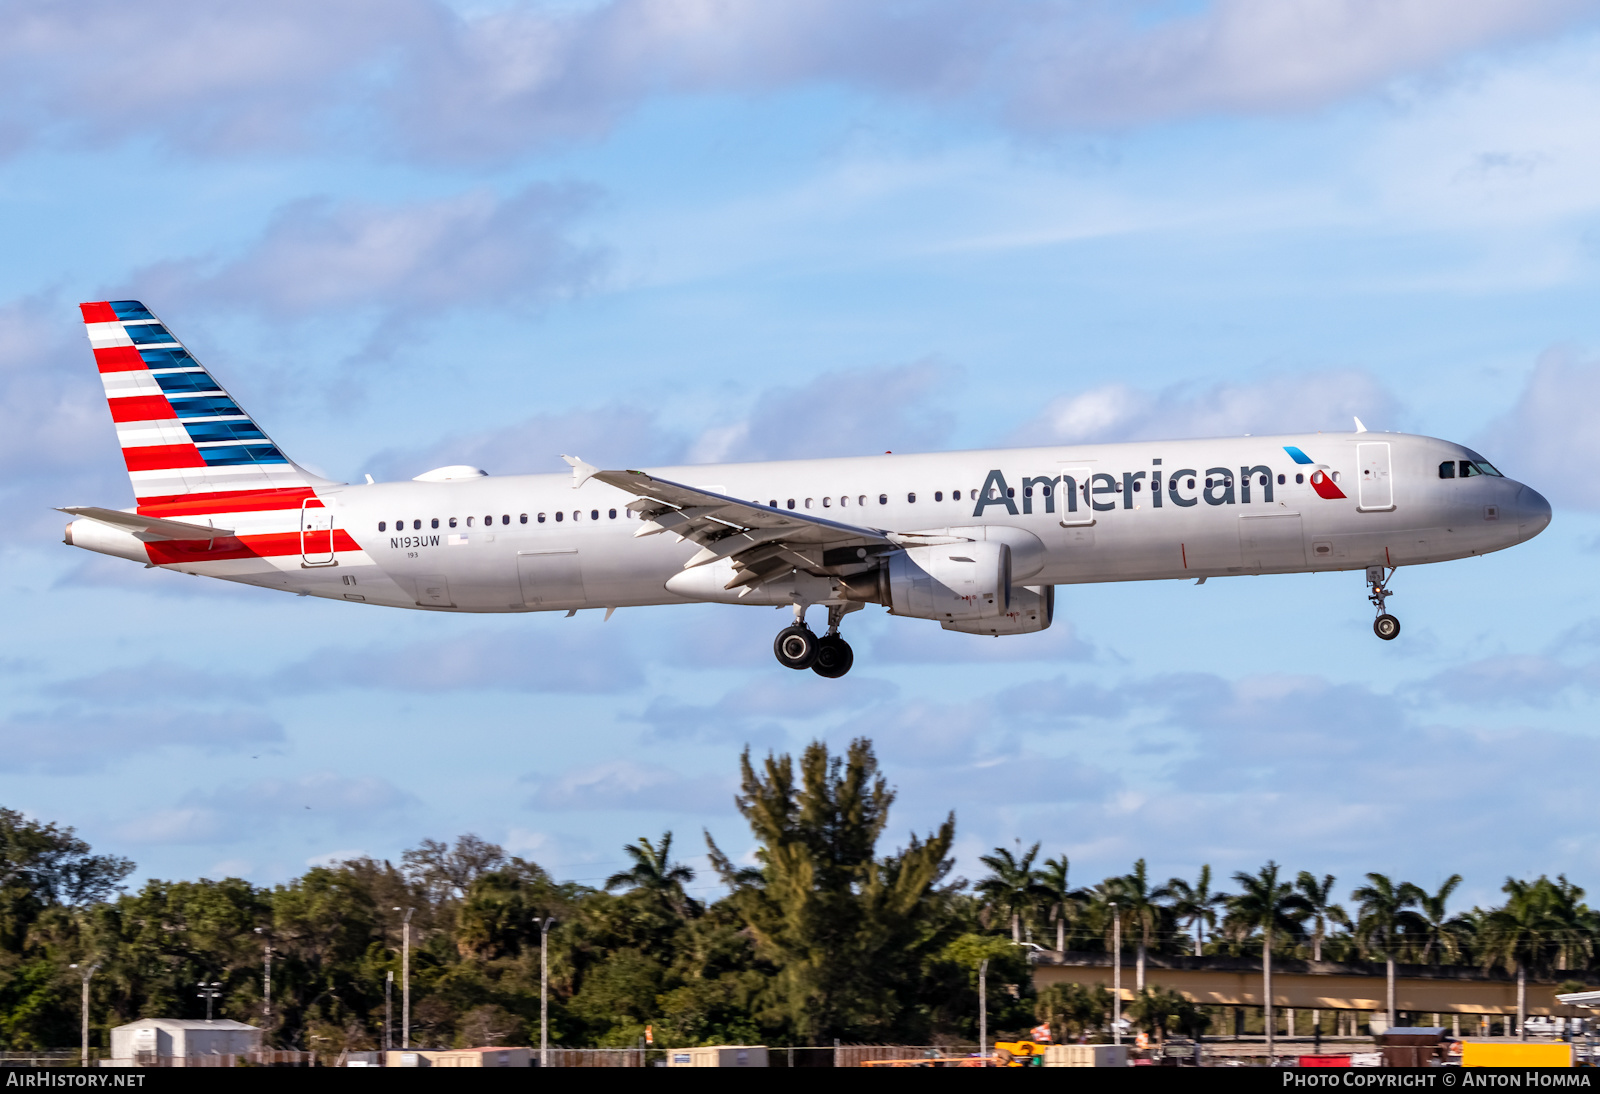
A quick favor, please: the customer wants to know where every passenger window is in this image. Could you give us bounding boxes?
[502,514,509,525]
[934,491,944,502]
[907,492,917,503]
[590,510,599,520]
[858,495,866,506]
[609,509,617,519]
[1277,474,1285,485]
[1007,488,1015,498]
[787,499,796,509]
[449,517,458,528]
[520,513,527,524]
[879,494,887,505]
[1439,461,1456,479]
[953,490,962,501]
[1331,472,1339,482]
[1295,474,1304,485]
[378,521,386,531]
[413,520,421,530]
[1187,478,1196,489]
[823,497,832,507]
[805,498,813,508]
[1133,481,1142,492]
[1205,479,1212,489]
[484,514,492,524]
[769,500,777,508]
[1259,476,1267,487]
[555,512,563,522]
[538,513,546,523]
[431,518,439,529]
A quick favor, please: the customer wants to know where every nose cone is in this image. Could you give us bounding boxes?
[1516,485,1552,541]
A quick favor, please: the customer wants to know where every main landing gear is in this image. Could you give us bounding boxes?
[1367,566,1400,641]
[774,605,855,677]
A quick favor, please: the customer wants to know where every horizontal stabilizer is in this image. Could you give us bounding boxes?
[58,506,234,541]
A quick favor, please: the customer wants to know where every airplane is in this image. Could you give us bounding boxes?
[61,300,1552,678]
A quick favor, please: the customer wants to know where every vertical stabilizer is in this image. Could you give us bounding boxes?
[79,300,336,508]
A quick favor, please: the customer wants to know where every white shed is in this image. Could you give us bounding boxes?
[109,1019,262,1064]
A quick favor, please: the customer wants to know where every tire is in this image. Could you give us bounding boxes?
[811,635,854,678]
[774,625,819,669]
[1374,614,1401,641]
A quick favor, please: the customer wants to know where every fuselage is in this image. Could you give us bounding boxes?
[67,431,1552,614]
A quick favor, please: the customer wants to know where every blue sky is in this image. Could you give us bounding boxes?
[6,0,1600,911]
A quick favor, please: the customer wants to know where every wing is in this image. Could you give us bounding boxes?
[589,468,949,596]
[58,506,235,541]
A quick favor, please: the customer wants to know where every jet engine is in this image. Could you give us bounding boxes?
[847,541,1013,622]
[941,584,1053,635]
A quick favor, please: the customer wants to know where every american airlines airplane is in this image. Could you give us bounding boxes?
[62,301,1552,678]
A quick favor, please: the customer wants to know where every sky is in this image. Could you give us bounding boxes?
[6,0,1600,913]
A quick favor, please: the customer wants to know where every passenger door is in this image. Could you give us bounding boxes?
[1356,442,1395,512]
[300,498,335,566]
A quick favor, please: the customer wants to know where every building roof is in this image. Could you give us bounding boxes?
[1557,991,1600,1009]
[112,1019,260,1032]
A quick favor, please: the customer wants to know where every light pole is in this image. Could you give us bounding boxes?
[384,970,394,1052]
[394,907,414,1049]
[254,928,272,1035]
[69,963,98,1067]
[540,916,557,1068]
[197,981,223,1021]
[978,958,989,1061]
[1110,901,1122,1047]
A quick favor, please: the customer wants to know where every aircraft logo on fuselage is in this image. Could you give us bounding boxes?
[1283,446,1347,500]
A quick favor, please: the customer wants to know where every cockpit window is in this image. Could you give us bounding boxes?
[1460,460,1482,478]
[1476,460,1503,477]
[1439,461,1455,479]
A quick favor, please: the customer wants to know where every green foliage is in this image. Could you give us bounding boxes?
[5,747,1600,1053]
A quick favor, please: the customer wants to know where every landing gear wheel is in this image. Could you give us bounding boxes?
[812,635,854,678]
[774,625,819,670]
[1374,614,1401,641]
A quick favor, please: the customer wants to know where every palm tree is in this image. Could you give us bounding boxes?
[1352,873,1423,1030]
[976,842,1053,942]
[1040,854,1076,952]
[1226,861,1309,1060]
[604,832,697,917]
[1294,872,1349,963]
[1482,878,1564,1039]
[1398,875,1471,965]
[1167,865,1228,956]
[1115,860,1172,993]
[1542,876,1597,975]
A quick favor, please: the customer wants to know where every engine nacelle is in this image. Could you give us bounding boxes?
[63,517,150,564]
[885,541,1011,621]
[941,584,1054,635]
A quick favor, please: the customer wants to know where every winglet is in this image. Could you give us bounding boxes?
[561,454,600,489]
[1353,417,1368,434]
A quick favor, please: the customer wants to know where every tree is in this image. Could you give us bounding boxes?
[401,835,507,904]
[1166,866,1228,957]
[1105,860,1169,993]
[605,833,698,919]
[1481,877,1571,1040]
[1035,981,1113,1042]
[1039,855,1075,952]
[1352,873,1423,1030]
[1398,875,1471,966]
[707,738,956,1042]
[1226,862,1308,1060]
[1294,872,1349,963]
[975,843,1051,943]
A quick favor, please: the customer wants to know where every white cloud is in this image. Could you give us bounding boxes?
[1011,370,1403,445]
[1478,346,1600,509]
[523,759,733,812]
[138,184,606,321]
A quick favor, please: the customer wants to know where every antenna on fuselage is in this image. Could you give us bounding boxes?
[1353,417,1369,433]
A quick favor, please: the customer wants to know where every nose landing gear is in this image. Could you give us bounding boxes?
[773,604,856,676]
[1367,566,1401,641]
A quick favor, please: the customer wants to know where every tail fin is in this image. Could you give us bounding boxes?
[79,300,336,508]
